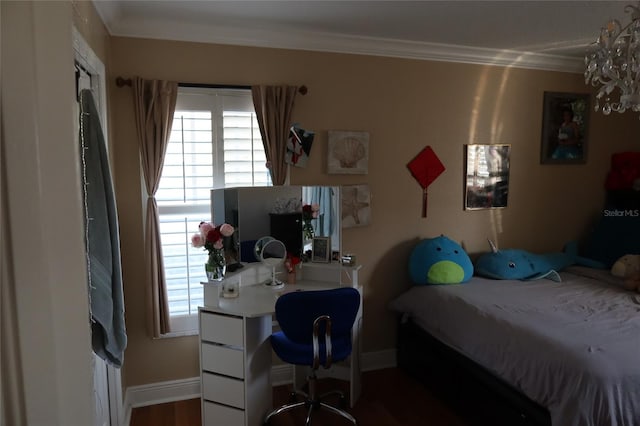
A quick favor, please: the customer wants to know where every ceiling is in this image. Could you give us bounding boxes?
[93,0,632,73]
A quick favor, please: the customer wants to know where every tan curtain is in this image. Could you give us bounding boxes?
[132,77,178,337]
[251,85,298,185]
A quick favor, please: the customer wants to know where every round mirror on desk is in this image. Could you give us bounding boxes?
[254,236,274,261]
[256,237,287,289]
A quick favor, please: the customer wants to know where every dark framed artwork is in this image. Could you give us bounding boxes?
[311,237,331,263]
[464,144,511,210]
[540,92,590,164]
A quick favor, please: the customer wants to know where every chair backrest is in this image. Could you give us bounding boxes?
[275,287,360,344]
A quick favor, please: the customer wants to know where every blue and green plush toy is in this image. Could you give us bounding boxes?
[475,240,606,281]
[409,236,474,285]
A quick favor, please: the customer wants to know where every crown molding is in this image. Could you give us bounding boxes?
[103,14,584,74]
[92,0,121,32]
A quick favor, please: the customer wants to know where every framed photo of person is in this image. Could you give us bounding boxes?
[311,237,331,263]
[540,92,590,164]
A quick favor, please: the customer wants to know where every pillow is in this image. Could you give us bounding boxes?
[408,236,473,285]
[583,215,640,268]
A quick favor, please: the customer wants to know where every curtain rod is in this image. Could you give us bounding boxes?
[115,77,308,95]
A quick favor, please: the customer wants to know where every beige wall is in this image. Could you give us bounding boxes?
[71,0,110,64]
[71,0,117,160]
[2,2,93,424]
[110,36,640,386]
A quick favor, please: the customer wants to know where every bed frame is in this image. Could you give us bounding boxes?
[397,318,552,426]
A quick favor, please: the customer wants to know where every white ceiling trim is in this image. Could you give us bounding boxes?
[101,13,584,74]
[92,0,122,30]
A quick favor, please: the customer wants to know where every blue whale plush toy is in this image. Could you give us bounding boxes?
[409,236,474,285]
[475,240,606,281]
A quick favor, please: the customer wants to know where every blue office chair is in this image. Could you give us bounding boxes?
[264,287,360,426]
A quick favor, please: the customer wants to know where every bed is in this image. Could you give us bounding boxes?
[390,267,640,426]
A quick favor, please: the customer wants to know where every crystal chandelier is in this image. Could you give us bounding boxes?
[585,3,640,115]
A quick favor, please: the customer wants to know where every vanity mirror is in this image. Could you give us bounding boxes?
[254,236,275,261]
[211,186,341,263]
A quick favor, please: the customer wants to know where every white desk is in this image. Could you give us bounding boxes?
[198,262,363,426]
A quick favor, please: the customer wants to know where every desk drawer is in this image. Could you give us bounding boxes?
[201,342,244,379]
[200,312,243,347]
[202,372,245,409]
[203,401,244,426]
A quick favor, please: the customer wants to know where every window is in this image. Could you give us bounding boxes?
[156,88,270,333]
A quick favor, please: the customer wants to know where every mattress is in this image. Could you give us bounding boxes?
[390,268,640,426]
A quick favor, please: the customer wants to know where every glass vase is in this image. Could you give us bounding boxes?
[205,249,226,281]
[302,220,315,241]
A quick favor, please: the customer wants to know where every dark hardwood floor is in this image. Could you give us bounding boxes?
[130,368,471,426]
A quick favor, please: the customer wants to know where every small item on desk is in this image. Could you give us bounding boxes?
[221,280,240,298]
[341,254,356,266]
[285,254,301,285]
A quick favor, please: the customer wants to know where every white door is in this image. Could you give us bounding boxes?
[92,353,111,426]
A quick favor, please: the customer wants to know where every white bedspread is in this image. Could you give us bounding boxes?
[390,269,640,426]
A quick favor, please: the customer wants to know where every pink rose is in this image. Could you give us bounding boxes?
[220,223,234,237]
[191,233,204,248]
[199,222,214,236]
[311,204,320,212]
[213,240,224,250]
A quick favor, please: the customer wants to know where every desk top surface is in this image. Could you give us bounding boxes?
[199,280,356,318]
[199,262,362,318]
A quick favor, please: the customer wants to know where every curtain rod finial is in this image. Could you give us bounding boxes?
[298,85,308,95]
[116,77,132,87]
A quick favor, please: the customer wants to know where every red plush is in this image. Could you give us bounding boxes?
[605,152,640,191]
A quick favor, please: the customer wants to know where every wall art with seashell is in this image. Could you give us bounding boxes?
[327,130,369,175]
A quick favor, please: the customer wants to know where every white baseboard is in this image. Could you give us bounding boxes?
[121,349,397,424]
[122,377,201,425]
[362,348,397,371]
[121,398,131,426]
[271,364,293,386]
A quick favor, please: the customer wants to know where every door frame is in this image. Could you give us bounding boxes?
[73,26,124,426]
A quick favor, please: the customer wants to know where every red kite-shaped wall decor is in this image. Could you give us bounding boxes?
[406,146,445,217]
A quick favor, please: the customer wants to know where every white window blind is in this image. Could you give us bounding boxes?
[156,88,270,331]
[223,111,270,187]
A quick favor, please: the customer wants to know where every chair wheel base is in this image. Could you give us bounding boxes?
[264,395,357,426]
